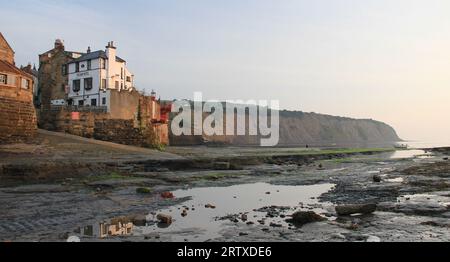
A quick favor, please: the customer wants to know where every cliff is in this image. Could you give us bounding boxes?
[275,111,400,147]
[169,106,401,147]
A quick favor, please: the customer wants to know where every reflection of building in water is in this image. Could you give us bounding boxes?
[99,221,133,238]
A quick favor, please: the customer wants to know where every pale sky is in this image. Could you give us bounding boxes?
[1,0,450,142]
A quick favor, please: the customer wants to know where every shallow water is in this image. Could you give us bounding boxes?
[388,150,432,159]
[135,182,335,242]
[401,141,450,149]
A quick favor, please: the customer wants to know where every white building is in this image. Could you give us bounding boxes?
[67,41,135,110]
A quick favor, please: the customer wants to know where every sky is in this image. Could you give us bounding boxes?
[1,0,450,142]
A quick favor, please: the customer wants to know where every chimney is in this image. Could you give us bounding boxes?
[54,39,64,50]
[105,41,117,89]
[87,46,91,53]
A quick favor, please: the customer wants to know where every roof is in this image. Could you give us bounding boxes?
[21,65,38,77]
[69,50,126,64]
[0,60,33,79]
[0,32,14,54]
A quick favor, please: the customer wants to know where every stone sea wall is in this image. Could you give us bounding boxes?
[0,86,37,144]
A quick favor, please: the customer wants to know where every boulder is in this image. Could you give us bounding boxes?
[205,204,216,209]
[335,204,377,216]
[157,214,172,225]
[366,235,381,242]
[160,191,174,199]
[373,175,382,183]
[286,211,326,226]
[127,214,147,226]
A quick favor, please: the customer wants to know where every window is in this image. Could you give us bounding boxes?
[87,60,91,70]
[78,100,84,106]
[73,79,81,92]
[62,65,67,75]
[22,79,30,89]
[102,97,106,105]
[101,79,106,89]
[0,74,6,85]
[84,78,93,90]
[91,99,97,106]
[62,84,66,92]
[126,76,131,82]
[121,68,123,79]
[101,59,106,69]
[115,81,119,89]
[75,62,80,72]
[121,82,123,89]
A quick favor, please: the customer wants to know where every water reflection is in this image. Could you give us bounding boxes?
[75,219,134,239]
[135,182,335,242]
[388,150,432,159]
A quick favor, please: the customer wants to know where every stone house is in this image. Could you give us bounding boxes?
[0,32,37,144]
[38,39,84,110]
[37,40,169,147]
[21,64,39,107]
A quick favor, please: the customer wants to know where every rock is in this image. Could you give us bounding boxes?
[58,232,70,240]
[181,210,188,217]
[160,191,174,199]
[335,204,377,216]
[286,211,327,227]
[241,214,248,221]
[366,235,381,242]
[213,162,230,170]
[239,232,248,236]
[136,187,152,194]
[156,214,172,225]
[205,204,216,209]
[130,214,147,226]
[246,221,254,225]
[373,175,382,183]
[444,157,449,161]
[270,222,283,228]
[330,233,346,240]
[265,192,271,195]
[67,236,81,242]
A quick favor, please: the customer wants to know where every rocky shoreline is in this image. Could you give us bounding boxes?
[0,132,449,242]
